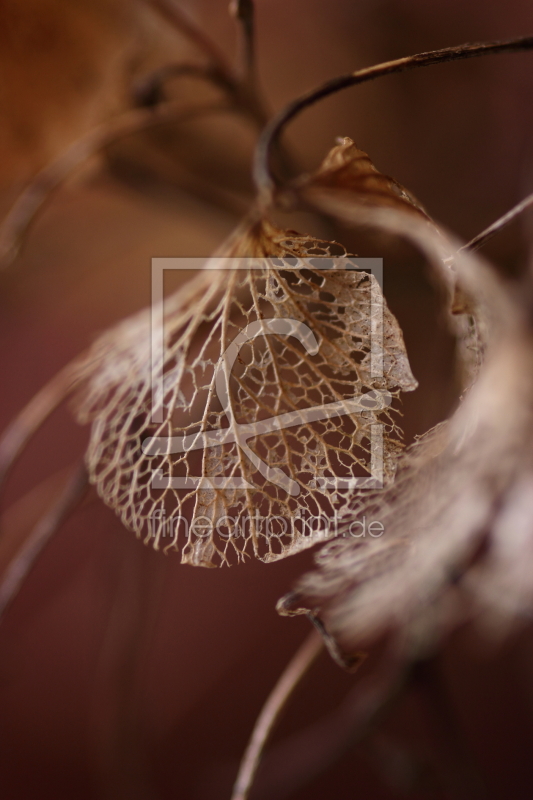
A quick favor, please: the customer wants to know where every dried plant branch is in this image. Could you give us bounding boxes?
[140,0,267,127]
[0,464,88,620]
[253,36,533,204]
[133,62,230,107]
[251,654,409,800]
[0,365,80,493]
[112,133,250,217]
[278,258,533,659]
[230,0,257,90]
[144,0,236,89]
[461,192,533,253]
[231,630,323,800]
[0,1,273,266]
[0,101,230,266]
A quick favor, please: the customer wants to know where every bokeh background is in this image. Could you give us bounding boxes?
[1,1,533,798]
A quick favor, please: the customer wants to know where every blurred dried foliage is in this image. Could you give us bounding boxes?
[279,266,533,654]
[2,2,533,799]
[0,0,136,190]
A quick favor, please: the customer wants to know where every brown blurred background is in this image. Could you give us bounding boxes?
[1,1,533,798]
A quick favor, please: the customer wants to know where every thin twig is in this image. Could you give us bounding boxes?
[0,463,89,621]
[0,364,80,493]
[0,101,230,266]
[231,630,323,800]
[145,0,236,89]
[230,0,257,89]
[251,655,409,800]
[133,62,228,107]
[461,192,533,253]
[143,0,267,125]
[0,2,271,265]
[253,36,533,204]
[111,146,250,218]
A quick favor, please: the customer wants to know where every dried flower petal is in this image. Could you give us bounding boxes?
[72,216,416,566]
[279,256,533,655]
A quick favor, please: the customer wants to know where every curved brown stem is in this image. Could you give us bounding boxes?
[144,0,237,89]
[231,0,257,90]
[231,630,323,800]
[251,654,409,800]
[253,36,533,204]
[0,364,81,494]
[0,101,230,266]
[0,463,88,621]
[133,62,229,107]
[144,0,267,126]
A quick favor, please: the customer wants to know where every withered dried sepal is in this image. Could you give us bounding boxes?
[71,214,416,566]
[279,273,533,656]
[300,137,431,221]
[299,146,496,390]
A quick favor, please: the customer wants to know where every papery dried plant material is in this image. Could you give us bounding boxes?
[144,0,267,124]
[305,177,492,393]
[296,137,491,394]
[279,262,533,656]
[446,191,533,386]
[301,137,431,222]
[71,216,416,567]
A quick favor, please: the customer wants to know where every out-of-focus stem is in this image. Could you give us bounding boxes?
[254,36,533,206]
[231,630,323,800]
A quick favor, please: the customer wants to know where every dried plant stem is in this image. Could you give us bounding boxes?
[140,0,266,125]
[133,62,230,107]
[231,0,257,90]
[231,630,323,800]
[0,102,229,265]
[461,192,533,253]
[0,364,80,492]
[0,464,88,620]
[250,655,409,800]
[254,36,533,203]
[145,0,236,89]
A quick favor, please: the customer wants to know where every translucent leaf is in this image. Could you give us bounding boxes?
[72,218,417,566]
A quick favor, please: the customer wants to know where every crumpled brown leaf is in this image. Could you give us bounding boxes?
[296,139,488,389]
[300,137,431,222]
[278,249,533,658]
